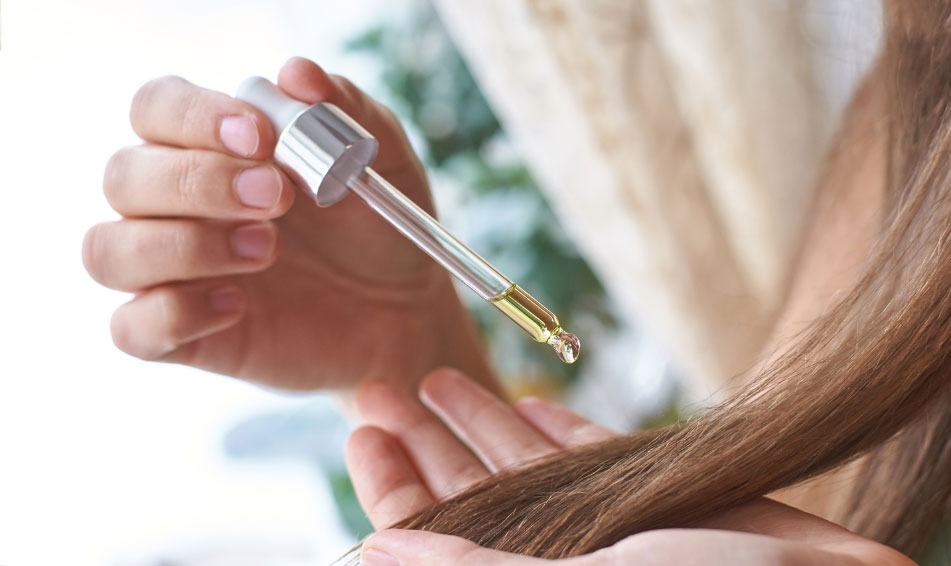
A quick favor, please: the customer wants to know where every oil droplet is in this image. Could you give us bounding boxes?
[548,329,581,364]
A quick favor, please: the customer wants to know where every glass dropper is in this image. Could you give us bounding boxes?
[237,77,580,363]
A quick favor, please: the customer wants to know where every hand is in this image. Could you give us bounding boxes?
[346,369,915,566]
[83,57,494,391]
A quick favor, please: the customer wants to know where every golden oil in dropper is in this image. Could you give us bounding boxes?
[490,284,581,363]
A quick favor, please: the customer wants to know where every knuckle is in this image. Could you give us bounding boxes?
[110,292,179,361]
[152,287,188,344]
[110,307,137,355]
[168,222,203,269]
[174,151,206,210]
[143,74,184,93]
[128,222,153,258]
[177,89,206,146]
[131,75,183,130]
[82,224,108,283]
[102,146,133,206]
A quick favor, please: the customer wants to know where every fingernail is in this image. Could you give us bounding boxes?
[231,223,276,260]
[208,286,243,312]
[362,548,401,566]
[235,166,282,209]
[219,115,259,157]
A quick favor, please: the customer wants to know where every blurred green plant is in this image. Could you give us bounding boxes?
[346,2,618,389]
[328,468,374,539]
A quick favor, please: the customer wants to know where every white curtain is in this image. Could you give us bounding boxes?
[434,0,882,396]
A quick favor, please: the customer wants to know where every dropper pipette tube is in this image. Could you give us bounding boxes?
[349,168,510,299]
[349,168,580,363]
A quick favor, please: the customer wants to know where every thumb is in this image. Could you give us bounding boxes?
[361,529,551,566]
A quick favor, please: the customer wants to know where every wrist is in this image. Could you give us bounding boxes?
[335,275,501,420]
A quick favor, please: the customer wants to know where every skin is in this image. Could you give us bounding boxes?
[83,57,496,394]
[86,58,907,563]
[348,369,917,566]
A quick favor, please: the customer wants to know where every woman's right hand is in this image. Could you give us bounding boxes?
[83,57,494,392]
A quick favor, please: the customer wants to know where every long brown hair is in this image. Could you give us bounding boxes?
[386,1,951,559]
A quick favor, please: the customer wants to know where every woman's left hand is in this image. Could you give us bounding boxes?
[346,368,915,566]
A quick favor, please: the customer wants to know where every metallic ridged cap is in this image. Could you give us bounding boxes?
[237,77,378,206]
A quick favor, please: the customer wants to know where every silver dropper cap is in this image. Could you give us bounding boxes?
[236,77,379,206]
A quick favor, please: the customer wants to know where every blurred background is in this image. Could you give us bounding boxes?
[0,1,675,564]
[0,1,881,564]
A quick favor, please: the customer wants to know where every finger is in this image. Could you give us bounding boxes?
[513,397,616,449]
[607,529,886,566]
[130,75,276,159]
[692,498,916,565]
[276,57,427,190]
[104,145,295,219]
[354,379,490,498]
[110,280,245,361]
[83,219,278,291]
[363,528,903,566]
[419,368,558,473]
[345,426,436,529]
[363,530,548,566]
